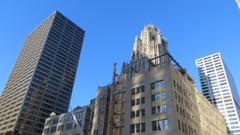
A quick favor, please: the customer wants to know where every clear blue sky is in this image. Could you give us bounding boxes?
[0,0,240,109]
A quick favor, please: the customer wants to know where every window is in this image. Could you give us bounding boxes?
[136,99,140,105]
[136,110,140,117]
[136,87,141,93]
[131,100,135,106]
[152,104,167,114]
[136,123,140,133]
[130,124,135,133]
[131,111,135,118]
[44,128,50,134]
[131,85,144,96]
[151,80,165,90]
[52,118,59,125]
[141,123,145,132]
[182,122,184,132]
[175,92,177,99]
[141,97,145,104]
[178,119,181,130]
[76,112,84,120]
[66,123,73,130]
[140,86,145,93]
[152,93,167,101]
[159,104,167,113]
[131,88,135,95]
[159,119,168,130]
[152,106,156,114]
[57,124,65,131]
[132,97,145,106]
[50,126,57,133]
[130,123,145,134]
[176,104,179,112]
[152,119,168,131]
[131,109,145,118]
[152,121,157,131]
[141,109,145,116]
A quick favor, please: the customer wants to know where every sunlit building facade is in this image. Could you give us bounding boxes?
[0,11,84,135]
[91,25,228,135]
[42,106,91,135]
[196,53,240,135]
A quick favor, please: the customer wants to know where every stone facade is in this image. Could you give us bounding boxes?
[91,25,228,135]
[42,106,91,135]
[196,92,228,135]
[91,85,111,135]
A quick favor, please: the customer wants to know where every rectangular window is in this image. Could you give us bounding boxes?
[57,124,65,131]
[152,104,167,114]
[152,119,168,131]
[130,124,135,133]
[141,123,145,132]
[131,88,135,95]
[141,109,145,116]
[151,80,166,90]
[131,123,145,133]
[141,97,145,104]
[152,107,156,114]
[131,100,135,106]
[152,121,157,131]
[50,126,57,133]
[136,123,140,133]
[176,104,179,112]
[131,111,135,118]
[178,119,181,130]
[136,99,140,105]
[131,85,144,96]
[152,93,166,102]
[66,123,73,130]
[175,92,177,99]
[182,122,184,132]
[136,87,141,93]
[140,86,145,93]
[132,97,145,106]
[136,110,140,117]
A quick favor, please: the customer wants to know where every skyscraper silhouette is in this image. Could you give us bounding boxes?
[0,11,84,135]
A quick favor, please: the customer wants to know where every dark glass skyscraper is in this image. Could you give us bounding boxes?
[0,11,84,135]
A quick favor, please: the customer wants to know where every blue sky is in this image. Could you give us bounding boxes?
[0,0,240,109]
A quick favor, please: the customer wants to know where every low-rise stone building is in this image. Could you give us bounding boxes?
[42,106,92,135]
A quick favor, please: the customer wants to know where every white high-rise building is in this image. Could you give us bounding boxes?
[196,52,240,135]
[237,0,240,8]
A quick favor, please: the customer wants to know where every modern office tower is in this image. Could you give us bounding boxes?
[42,106,92,135]
[0,11,84,135]
[91,25,228,135]
[196,53,240,135]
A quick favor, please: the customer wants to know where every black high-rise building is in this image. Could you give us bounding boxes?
[0,11,84,135]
